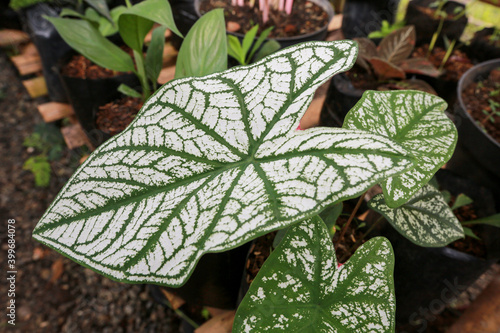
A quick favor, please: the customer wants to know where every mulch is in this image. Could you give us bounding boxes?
[0,52,179,332]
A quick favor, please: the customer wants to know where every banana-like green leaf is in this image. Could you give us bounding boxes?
[118,12,153,53]
[145,25,167,86]
[119,0,182,38]
[84,0,112,23]
[32,41,414,287]
[343,90,457,208]
[44,16,135,73]
[368,184,464,247]
[175,9,227,79]
[234,217,395,332]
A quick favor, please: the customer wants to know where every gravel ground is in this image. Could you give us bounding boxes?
[0,52,180,332]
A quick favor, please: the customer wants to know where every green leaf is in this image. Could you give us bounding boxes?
[227,35,245,65]
[253,40,281,63]
[234,217,395,332]
[248,26,275,62]
[60,8,87,20]
[462,213,500,228]
[84,0,113,23]
[119,0,182,38]
[242,25,259,62]
[343,90,457,208]
[145,26,167,86]
[117,84,142,98]
[32,41,415,287]
[463,227,480,240]
[24,155,51,187]
[98,6,127,37]
[451,193,473,210]
[441,190,451,204]
[118,12,154,53]
[319,202,342,235]
[45,16,135,73]
[368,184,464,247]
[175,9,227,79]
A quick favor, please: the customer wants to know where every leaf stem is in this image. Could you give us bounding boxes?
[133,49,150,101]
[340,215,385,262]
[335,192,366,250]
[160,295,200,329]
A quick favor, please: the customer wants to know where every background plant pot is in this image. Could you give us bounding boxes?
[319,73,365,127]
[194,0,334,49]
[341,0,399,39]
[21,3,72,102]
[464,28,500,63]
[405,0,467,47]
[58,53,140,145]
[446,58,500,212]
[162,242,251,309]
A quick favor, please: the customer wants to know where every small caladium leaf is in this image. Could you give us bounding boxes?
[368,57,406,80]
[377,25,415,64]
[234,216,395,332]
[33,41,415,286]
[343,90,457,208]
[368,184,464,247]
[398,58,441,77]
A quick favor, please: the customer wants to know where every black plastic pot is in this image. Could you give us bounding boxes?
[446,58,500,212]
[369,170,497,326]
[194,0,334,49]
[405,0,468,47]
[21,3,72,102]
[58,52,140,146]
[341,0,399,39]
[319,73,365,127]
[464,28,500,63]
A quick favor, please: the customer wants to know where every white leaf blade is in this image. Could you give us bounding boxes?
[368,184,464,247]
[33,41,414,287]
[343,90,457,208]
[234,217,395,332]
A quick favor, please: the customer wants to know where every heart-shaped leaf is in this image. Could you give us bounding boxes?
[398,58,441,77]
[377,25,415,64]
[368,184,464,246]
[343,90,457,208]
[368,57,406,80]
[353,37,377,72]
[175,9,227,79]
[32,41,415,286]
[234,216,395,332]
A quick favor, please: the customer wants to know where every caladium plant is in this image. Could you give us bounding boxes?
[32,40,461,330]
[356,25,441,80]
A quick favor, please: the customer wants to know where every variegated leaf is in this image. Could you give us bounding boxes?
[32,41,414,287]
[234,216,395,332]
[368,184,464,247]
[343,90,457,208]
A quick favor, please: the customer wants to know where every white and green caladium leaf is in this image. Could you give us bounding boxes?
[343,90,457,208]
[32,40,415,286]
[234,216,395,332]
[368,184,464,247]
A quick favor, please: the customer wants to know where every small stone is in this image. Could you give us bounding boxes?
[226,21,241,32]
[124,304,134,316]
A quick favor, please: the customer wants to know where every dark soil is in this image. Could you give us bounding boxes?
[96,97,143,136]
[460,68,500,143]
[0,52,179,332]
[199,0,329,38]
[61,54,122,79]
[245,232,276,285]
[412,44,473,82]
